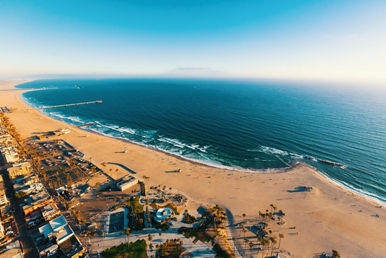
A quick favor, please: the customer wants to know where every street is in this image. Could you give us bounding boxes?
[0,153,40,258]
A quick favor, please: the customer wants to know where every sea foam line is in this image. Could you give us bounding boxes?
[300,162,386,205]
[19,90,385,205]
[255,145,345,169]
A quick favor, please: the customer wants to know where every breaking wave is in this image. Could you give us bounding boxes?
[17,78,386,204]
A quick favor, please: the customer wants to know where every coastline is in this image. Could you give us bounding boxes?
[2,81,385,256]
[19,87,386,205]
[20,89,295,174]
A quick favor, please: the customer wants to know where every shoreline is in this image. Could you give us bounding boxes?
[2,80,385,256]
[299,162,385,205]
[19,88,296,174]
[19,86,385,206]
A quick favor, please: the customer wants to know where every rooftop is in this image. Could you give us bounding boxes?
[49,215,67,231]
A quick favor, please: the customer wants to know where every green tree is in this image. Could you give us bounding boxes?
[102,239,147,258]
[269,236,277,256]
[278,233,284,250]
[332,250,341,258]
[15,191,27,199]
[241,225,247,239]
[243,238,249,250]
[125,228,131,237]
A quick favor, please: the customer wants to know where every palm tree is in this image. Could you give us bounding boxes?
[244,238,249,250]
[269,236,277,256]
[241,224,247,239]
[261,238,269,258]
[332,250,340,258]
[278,233,284,251]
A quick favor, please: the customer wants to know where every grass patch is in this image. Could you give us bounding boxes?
[130,195,144,214]
[102,239,147,258]
[182,212,196,224]
[178,227,211,243]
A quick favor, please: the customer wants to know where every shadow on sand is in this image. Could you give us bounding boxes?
[107,162,136,174]
[287,186,312,193]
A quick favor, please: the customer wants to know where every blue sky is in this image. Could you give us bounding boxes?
[1,0,385,84]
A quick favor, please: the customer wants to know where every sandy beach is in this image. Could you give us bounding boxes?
[1,81,385,257]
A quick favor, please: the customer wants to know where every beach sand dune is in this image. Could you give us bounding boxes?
[1,81,385,257]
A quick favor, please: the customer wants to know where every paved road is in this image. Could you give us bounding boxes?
[0,153,40,258]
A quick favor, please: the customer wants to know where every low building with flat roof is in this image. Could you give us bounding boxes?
[0,239,23,258]
[0,221,4,240]
[37,216,84,257]
[116,175,138,191]
[0,134,14,146]
[0,184,8,215]
[41,203,60,221]
[7,162,32,179]
[1,146,19,164]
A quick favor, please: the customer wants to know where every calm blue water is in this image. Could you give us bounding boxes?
[17,79,386,202]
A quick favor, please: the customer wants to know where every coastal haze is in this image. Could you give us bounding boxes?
[0,0,386,257]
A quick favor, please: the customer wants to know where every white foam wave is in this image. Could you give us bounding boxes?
[19,90,383,205]
[254,145,346,169]
[157,136,209,153]
[49,112,85,124]
[259,146,289,156]
[94,121,136,135]
[158,137,186,149]
[300,163,386,204]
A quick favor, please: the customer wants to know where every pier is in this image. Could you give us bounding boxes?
[40,100,103,109]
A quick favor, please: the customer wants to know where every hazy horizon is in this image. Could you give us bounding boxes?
[1,0,386,86]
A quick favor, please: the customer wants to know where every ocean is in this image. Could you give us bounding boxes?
[17,78,386,202]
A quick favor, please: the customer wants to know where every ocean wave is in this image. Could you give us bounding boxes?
[157,136,209,153]
[94,121,136,135]
[87,123,272,173]
[308,164,386,204]
[18,82,385,205]
[49,112,86,125]
[258,146,290,156]
[253,145,346,169]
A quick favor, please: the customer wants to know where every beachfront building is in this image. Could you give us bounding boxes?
[116,175,138,191]
[7,161,32,179]
[1,146,19,164]
[0,184,8,215]
[0,134,14,146]
[41,203,60,221]
[0,239,23,258]
[37,215,84,257]
[0,221,4,240]
[39,216,74,245]
[22,192,52,216]
[14,180,43,196]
